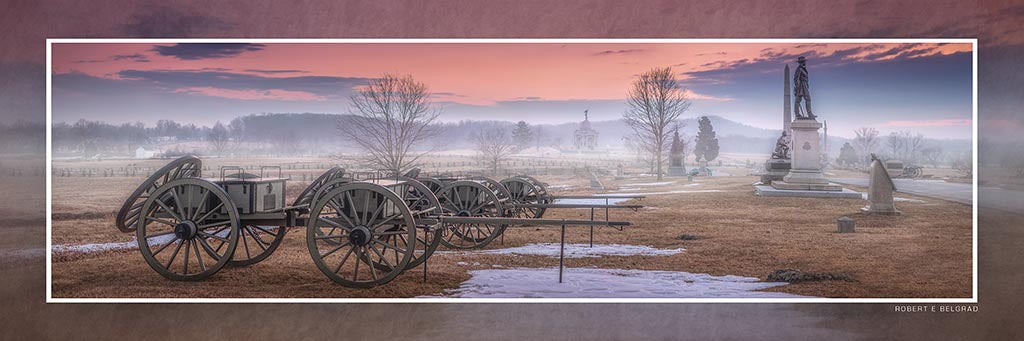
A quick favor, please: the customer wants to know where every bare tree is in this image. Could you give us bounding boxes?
[472,127,516,175]
[886,131,907,160]
[951,151,972,177]
[623,67,691,180]
[920,145,943,167]
[207,121,231,154]
[853,127,880,164]
[339,74,441,174]
[907,132,924,163]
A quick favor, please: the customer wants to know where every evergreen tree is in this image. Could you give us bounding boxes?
[511,121,533,150]
[838,142,859,165]
[693,116,719,162]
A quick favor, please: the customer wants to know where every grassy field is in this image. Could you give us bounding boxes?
[48,157,973,298]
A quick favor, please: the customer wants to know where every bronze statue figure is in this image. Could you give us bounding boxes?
[771,131,791,159]
[793,56,815,119]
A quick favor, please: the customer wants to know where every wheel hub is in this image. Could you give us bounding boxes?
[174,220,198,240]
[349,226,372,246]
[456,210,472,217]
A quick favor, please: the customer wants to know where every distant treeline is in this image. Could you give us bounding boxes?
[46,112,974,164]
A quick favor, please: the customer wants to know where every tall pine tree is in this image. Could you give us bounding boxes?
[693,116,719,162]
[511,121,533,151]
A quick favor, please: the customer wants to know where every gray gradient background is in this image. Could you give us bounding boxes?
[2,0,1022,339]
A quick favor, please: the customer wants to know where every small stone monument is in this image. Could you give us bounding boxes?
[615,163,625,179]
[667,131,686,176]
[589,171,604,190]
[861,154,900,215]
[837,216,855,233]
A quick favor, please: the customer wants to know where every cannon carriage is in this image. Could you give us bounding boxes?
[115,156,641,288]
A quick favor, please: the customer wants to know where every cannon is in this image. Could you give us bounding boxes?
[115,156,641,288]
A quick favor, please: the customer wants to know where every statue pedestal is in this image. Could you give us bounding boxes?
[761,158,790,184]
[772,118,840,191]
[667,165,686,177]
[760,117,857,197]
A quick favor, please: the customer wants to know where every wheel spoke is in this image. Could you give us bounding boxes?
[364,247,378,281]
[151,236,179,256]
[182,239,191,274]
[147,217,177,227]
[353,247,361,280]
[191,188,211,221]
[163,239,184,270]
[198,230,229,242]
[373,239,408,255]
[361,190,371,225]
[169,188,187,221]
[314,234,349,241]
[192,240,207,272]
[333,247,355,274]
[251,225,279,237]
[368,243,395,269]
[319,243,348,258]
[370,215,402,231]
[318,217,352,231]
[197,237,221,259]
[154,199,182,221]
[246,226,269,251]
[194,202,224,223]
[344,191,360,225]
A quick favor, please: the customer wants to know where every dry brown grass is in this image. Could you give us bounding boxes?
[50,161,972,298]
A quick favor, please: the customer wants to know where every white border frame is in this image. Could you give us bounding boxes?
[45,38,978,304]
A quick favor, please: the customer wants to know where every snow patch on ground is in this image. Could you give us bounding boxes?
[480,243,683,258]
[545,184,576,190]
[51,233,177,254]
[554,198,630,205]
[595,190,722,196]
[422,267,809,298]
[859,193,927,203]
[622,181,675,187]
[50,228,242,255]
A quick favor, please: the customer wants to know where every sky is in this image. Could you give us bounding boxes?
[50,42,974,139]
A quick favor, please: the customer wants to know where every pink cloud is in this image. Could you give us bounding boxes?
[878,119,972,127]
[683,89,732,102]
[172,87,325,101]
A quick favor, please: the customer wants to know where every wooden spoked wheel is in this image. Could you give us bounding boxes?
[116,155,202,233]
[228,225,286,266]
[436,180,504,249]
[137,178,239,281]
[510,175,551,218]
[306,182,416,288]
[379,176,443,270]
[418,177,445,194]
[500,176,547,219]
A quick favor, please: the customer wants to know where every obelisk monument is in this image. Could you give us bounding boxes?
[761,64,793,184]
[783,64,792,134]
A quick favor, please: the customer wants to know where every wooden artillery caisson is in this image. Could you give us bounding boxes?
[115,156,640,288]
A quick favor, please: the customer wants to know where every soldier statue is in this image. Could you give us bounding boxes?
[771,131,791,159]
[793,56,816,119]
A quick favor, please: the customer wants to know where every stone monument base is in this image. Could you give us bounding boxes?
[770,180,843,191]
[860,205,901,215]
[754,184,862,198]
[667,166,686,177]
[761,159,791,184]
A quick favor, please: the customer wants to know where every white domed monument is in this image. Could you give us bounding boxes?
[572,110,600,152]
